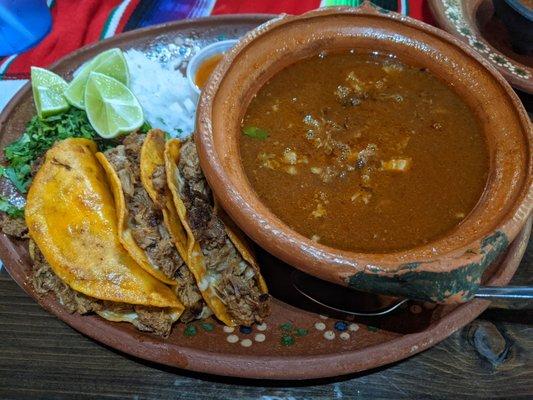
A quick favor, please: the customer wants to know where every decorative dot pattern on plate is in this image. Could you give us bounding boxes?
[227,334,239,343]
[311,319,364,343]
[219,318,363,348]
[334,321,348,331]
[281,335,295,346]
[324,331,336,340]
[224,324,270,347]
[277,322,310,346]
[256,323,267,331]
[239,326,252,334]
[295,328,308,337]
[200,322,214,332]
[340,332,350,340]
[315,322,326,331]
[184,325,197,337]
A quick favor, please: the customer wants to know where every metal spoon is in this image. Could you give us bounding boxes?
[291,270,533,317]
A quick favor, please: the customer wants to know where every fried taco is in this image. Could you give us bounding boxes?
[96,131,209,322]
[25,138,183,336]
[165,138,270,327]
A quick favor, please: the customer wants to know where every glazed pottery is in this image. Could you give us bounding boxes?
[196,6,533,304]
[429,0,533,93]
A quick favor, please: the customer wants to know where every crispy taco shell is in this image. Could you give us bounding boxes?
[140,130,189,260]
[96,136,178,285]
[141,130,211,321]
[25,138,183,314]
[165,138,268,326]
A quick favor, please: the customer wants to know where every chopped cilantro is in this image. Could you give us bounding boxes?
[242,126,269,140]
[279,322,293,331]
[0,165,30,193]
[2,108,103,193]
[0,196,23,218]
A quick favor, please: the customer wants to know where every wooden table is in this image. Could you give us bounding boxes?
[0,238,531,400]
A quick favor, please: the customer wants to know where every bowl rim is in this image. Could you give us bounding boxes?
[196,5,532,282]
[427,0,532,94]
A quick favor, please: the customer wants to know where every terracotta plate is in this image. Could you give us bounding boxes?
[429,0,532,93]
[0,15,530,380]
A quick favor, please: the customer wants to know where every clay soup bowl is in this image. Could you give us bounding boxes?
[196,6,532,304]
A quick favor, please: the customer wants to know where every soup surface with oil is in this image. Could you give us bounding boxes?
[240,52,489,253]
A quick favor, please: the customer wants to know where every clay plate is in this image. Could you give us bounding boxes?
[429,0,532,93]
[0,15,531,380]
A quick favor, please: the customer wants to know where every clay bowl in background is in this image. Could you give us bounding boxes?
[196,6,532,304]
[429,0,533,94]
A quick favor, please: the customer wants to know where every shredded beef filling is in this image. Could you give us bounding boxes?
[151,165,168,193]
[104,133,205,322]
[0,214,28,238]
[29,240,175,337]
[134,307,177,336]
[177,139,270,326]
[104,134,179,277]
[30,240,102,314]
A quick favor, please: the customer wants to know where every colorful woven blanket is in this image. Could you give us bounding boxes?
[0,0,434,80]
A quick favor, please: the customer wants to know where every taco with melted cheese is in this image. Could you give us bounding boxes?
[96,131,210,322]
[25,138,183,336]
[165,137,270,327]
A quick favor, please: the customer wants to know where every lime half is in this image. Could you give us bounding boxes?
[64,48,129,109]
[85,72,143,138]
[31,67,69,118]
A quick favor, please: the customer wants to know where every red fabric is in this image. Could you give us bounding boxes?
[212,0,321,15]
[1,0,436,80]
[4,0,125,78]
[410,0,437,26]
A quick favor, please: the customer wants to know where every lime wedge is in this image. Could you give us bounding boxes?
[31,67,69,118]
[85,72,143,138]
[64,48,129,109]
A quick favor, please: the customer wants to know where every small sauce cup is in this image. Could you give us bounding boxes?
[186,40,238,102]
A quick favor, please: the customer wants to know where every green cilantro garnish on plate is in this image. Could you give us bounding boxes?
[0,196,23,218]
[2,108,101,195]
[0,165,31,193]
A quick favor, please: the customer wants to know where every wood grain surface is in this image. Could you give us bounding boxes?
[0,237,531,399]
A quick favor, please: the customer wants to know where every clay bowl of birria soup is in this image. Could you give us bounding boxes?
[196,5,532,304]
